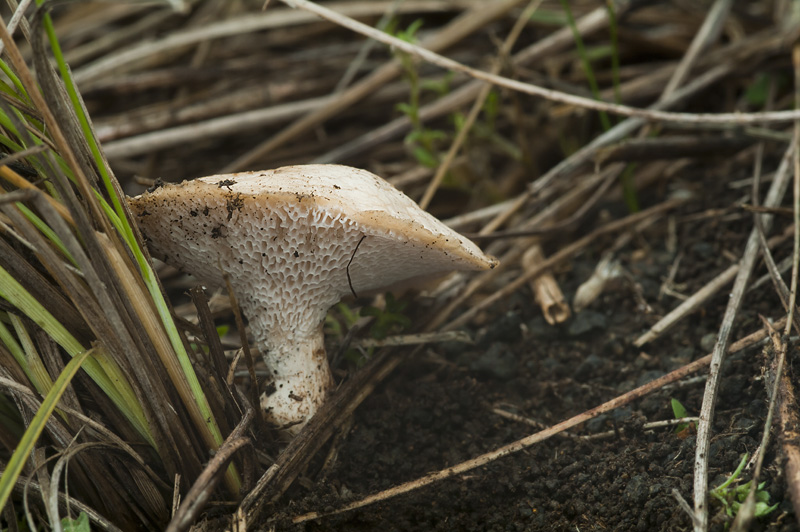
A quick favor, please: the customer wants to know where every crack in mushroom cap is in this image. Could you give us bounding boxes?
[129,165,497,330]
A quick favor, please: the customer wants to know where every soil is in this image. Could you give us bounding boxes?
[256,161,800,531]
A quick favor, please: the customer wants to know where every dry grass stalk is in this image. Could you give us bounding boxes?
[0,5,249,528]
[279,0,800,126]
[691,137,793,531]
[572,254,622,313]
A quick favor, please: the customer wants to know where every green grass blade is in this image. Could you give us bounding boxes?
[14,203,77,267]
[8,313,54,396]
[560,0,611,130]
[0,264,153,445]
[0,57,29,105]
[605,0,622,105]
[0,314,26,369]
[0,347,92,513]
[36,6,231,478]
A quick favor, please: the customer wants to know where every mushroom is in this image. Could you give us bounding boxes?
[129,164,497,431]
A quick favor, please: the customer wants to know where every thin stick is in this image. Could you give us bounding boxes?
[355,330,471,349]
[736,45,800,529]
[786,44,800,338]
[280,0,800,126]
[731,318,787,531]
[101,95,332,159]
[425,168,616,332]
[222,275,261,425]
[291,317,783,524]
[314,3,622,164]
[332,0,401,93]
[475,65,732,240]
[660,0,732,99]
[691,139,794,531]
[0,0,33,56]
[165,401,253,532]
[74,1,474,84]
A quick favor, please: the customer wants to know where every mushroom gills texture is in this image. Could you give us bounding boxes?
[128,164,497,431]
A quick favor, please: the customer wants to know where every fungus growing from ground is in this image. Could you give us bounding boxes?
[129,164,497,431]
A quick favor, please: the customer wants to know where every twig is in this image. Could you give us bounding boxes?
[314,2,625,164]
[279,0,800,126]
[636,211,796,346]
[233,345,423,526]
[354,330,471,349]
[748,46,800,528]
[332,0,401,93]
[691,139,794,531]
[424,168,617,332]
[659,0,732,98]
[674,489,703,529]
[635,264,738,348]
[223,275,261,429]
[776,357,800,527]
[573,254,622,313]
[493,406,698,439]
[74,1,475,84]
[594,135,753,164]
[101,95,332,159]
[476,65,732,239]
[441,198,517,230]
[731,318,788,531]
[0,0,32,56]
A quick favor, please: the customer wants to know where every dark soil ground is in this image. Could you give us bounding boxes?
[258,162,800,531]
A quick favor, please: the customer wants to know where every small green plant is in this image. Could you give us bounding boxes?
[744,73,773,106]
[361,292,412,340]
[710,453,779,523]
[325,293,411,367]
[391,19,449,168]
[61,512,90,532]
[670,398,691,434]
[324,301,361,339]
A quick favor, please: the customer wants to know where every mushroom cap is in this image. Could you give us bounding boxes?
[129,165,496,309]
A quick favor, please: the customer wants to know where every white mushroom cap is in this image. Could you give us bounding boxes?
[129,164,497,431]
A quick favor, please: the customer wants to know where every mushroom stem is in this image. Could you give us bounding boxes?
[238,291,335,432]
[255,323,333,432]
